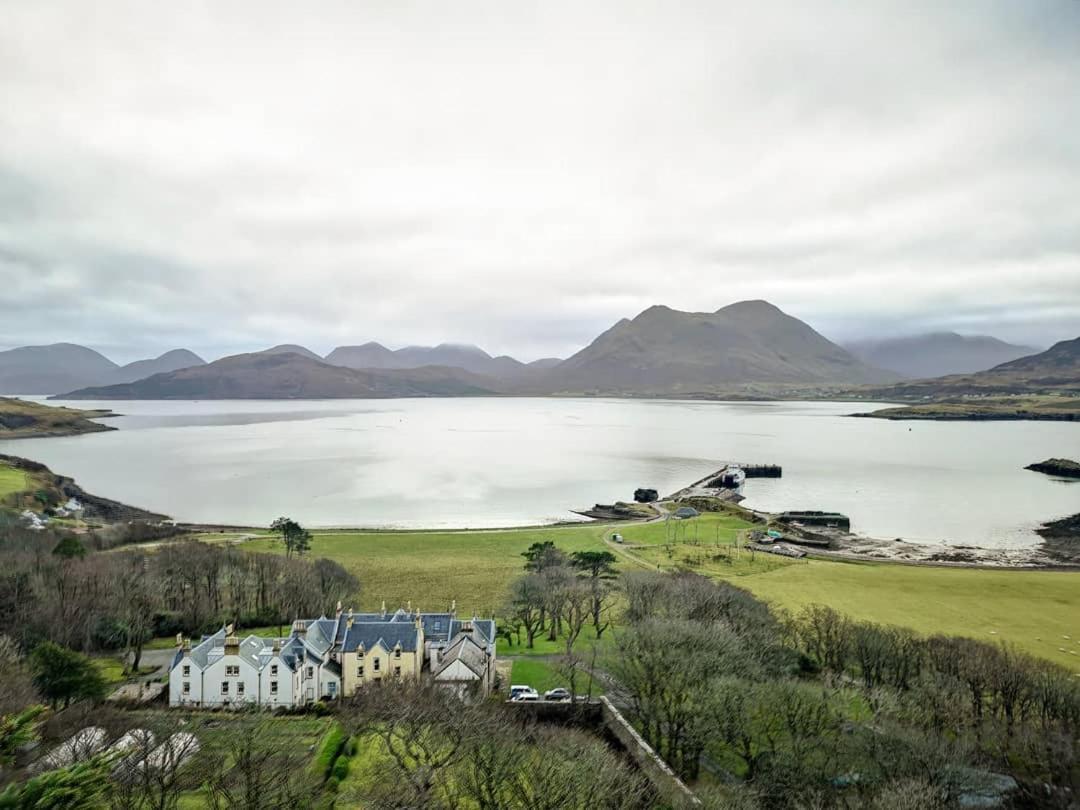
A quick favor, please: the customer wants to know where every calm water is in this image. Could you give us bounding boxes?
[2,398,1077,547]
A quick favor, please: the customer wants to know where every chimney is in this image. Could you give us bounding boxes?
[182,638,191,652]
[347,614,354,629]
[175,632,183,648]
[450,599,456,615]
[406,600,412,613]
[336,600,343,618]
[224,635,239,655]
[225,622,235,636]
[381,600,386,618]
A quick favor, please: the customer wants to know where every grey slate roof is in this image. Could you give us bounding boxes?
[434,635,488,679]
[341,622,420,653]
[421,613,454,643]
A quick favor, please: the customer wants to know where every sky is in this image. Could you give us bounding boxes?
[1,1,1078,363]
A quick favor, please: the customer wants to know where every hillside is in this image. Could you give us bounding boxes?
[851,338,1080,420]
[856,337,1080,400]
[845,332,1038,378]
[0,343,119,394]
[0,397,115,439]
[526,301,896,396]
[53,352,501,399]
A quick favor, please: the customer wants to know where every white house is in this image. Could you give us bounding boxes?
[169,606,495,708]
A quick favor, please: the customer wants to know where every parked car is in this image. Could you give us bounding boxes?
[509,685,534,700]
[511,689,540,702]
[543,688,571,702]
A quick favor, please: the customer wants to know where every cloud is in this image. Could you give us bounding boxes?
[1,0,1078,362]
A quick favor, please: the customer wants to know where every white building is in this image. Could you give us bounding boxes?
[169,606,496,709]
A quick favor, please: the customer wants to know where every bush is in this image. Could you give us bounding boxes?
[312,724,346,779]
[332,755,350,781]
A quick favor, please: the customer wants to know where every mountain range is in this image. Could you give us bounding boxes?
[0,344,206,394]
[4,301,1073,400]
[57,352,499,400]
[844,332,1038,378]
[855,336,1080,400]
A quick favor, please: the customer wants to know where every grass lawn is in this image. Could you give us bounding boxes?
[0,462,28,500]
[728,560,1080,671]
[242,525,617,617]
[508,659,565,694]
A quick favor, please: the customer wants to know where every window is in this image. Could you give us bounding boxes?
[395,648,401,659]
[270,681,278,695]
[182,665,190,677]
[327,683,337,696]
[225,665,239,677]
[221,682,229,694]
[394,666,401,677]
[270,664,278,676]
[434,620,441,631]
[357,666,364,678]
[182,681,190,694]
[373,659,380,672]
[307,666,314,678]
[237,682,245,695]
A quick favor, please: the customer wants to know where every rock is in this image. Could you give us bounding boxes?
[1025,458,1080,479]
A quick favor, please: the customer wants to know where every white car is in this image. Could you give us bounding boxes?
[510,686,539,702]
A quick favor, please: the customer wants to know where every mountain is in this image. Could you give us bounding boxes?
[528,301,897,396]
[111,349,206,384]
[54,351,501,399]
[845,332,1038,378]
[985,337,1080,381]
[259,344,323,361]
[323,342,542,379]
[324,342,399,370]
[0,343,119,394]
[854,337,1080,401]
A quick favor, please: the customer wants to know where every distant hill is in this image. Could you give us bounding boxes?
[111,349,206,384]
[324,342,399,370]
[855,337,1080,399]
[324,342,543,379]
[845,332,1038,378]
[0,343,119,394]
[526,301,896,396]
[55,352,501,399]
[259,344,323,361]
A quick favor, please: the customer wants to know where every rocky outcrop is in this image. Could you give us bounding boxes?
[1025,458,1080,479]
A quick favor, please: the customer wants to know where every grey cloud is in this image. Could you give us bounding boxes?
[0,0,1077,363]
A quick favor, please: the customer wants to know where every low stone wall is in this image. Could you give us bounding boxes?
[599,697,701,808]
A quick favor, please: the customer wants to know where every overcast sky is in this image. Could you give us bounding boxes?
[1,1,1078,363]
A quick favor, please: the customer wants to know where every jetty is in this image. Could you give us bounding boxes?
[668,462,781,501]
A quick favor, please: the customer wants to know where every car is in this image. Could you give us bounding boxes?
[511,690,540,702]
[509,684,534,700]
[543,687,571,701]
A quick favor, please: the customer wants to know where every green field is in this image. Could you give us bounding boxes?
[509,659,565,694]
[0,462,28,500]
[230,509,1080,671]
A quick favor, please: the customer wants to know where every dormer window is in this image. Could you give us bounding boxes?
[270,665,278,676]
[395,648,401,659]
[434,621,441,631]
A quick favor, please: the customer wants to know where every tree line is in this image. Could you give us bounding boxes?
[607,571,1080,809]
[0,525,359,674]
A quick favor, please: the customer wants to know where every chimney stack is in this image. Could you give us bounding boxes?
[336,601,343,618]
[381,600,386,618]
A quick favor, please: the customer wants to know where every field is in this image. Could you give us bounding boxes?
[0,461,27,499]
[224,509,1080,670]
